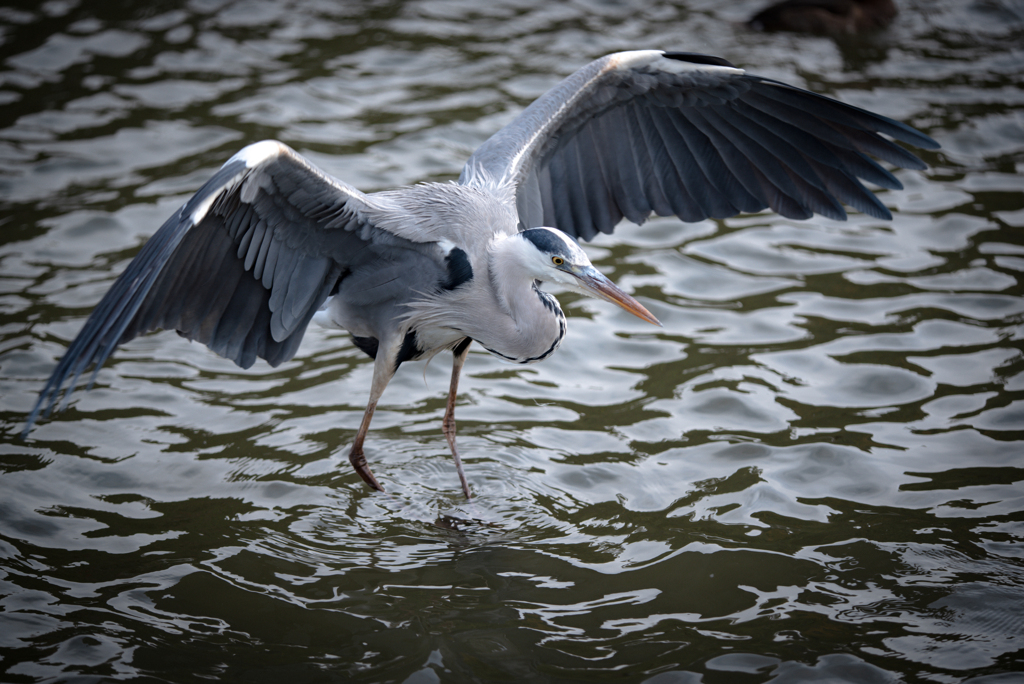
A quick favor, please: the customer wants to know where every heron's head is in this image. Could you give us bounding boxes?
[518,228,661,326]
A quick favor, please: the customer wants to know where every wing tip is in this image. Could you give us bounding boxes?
[21,397,47,439]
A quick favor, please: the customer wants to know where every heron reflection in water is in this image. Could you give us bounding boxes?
[24,51,939,498]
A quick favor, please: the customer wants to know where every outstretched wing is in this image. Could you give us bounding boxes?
[26,140,422,432]
[460,50,939,239]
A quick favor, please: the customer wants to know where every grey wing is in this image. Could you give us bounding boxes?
[25,140,420,431]
[459,50,940,240]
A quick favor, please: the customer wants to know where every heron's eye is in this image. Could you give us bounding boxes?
[552,256,564,266]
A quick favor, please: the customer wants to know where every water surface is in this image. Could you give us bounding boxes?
[1,0,1023,681]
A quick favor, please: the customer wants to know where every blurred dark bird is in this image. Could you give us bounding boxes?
[747,0,898,34]
[23,50,937,497]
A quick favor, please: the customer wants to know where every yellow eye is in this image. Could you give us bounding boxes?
[552,256,564,266]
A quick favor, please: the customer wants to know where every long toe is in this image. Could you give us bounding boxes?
[349,449,385,492]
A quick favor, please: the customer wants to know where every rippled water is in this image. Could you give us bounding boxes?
[2,0,1023,681]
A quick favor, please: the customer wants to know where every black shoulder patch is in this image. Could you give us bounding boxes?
[442,248,473,290]
[663,52,736,69]
[395,329,421,369]
[352,336,379,359]
[453,337,472,356]
[330,268,351,297]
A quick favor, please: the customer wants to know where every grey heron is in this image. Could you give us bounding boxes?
[24,50,939,498]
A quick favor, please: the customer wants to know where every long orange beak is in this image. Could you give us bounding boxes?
[574,266,661,326]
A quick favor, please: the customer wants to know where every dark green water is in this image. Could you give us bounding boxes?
[1,0,1023,681]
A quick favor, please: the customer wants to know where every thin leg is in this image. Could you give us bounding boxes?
[443,338,473,499]
[349,399,384,491]
[348,351,397,492]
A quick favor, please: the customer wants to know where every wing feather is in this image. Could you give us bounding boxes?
[24,141,424,432]
[625,105,675,218]
[460,50,938,238]
[590,109,646,224]
[646,107,708,222]
[605,107,654,224]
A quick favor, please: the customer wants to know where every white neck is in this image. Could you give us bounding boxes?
[473,235,566,363]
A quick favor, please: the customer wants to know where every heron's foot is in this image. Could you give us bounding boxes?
[349,448,385,492]
[442,415,472,500]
